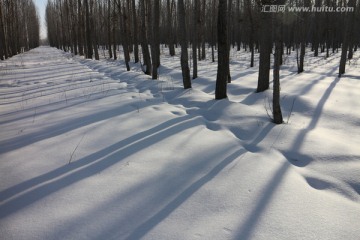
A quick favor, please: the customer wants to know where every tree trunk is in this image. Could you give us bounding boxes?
[257,0,272,92]
[107,0,112,58]
[112,0,117,60]
[200,0,206,60]
[273,9,283,124]
[151,0,160,79]
[227,0,232,83]
[131,0,139,63]
[313,0,321,57]
[84,0,92,59]
[90,0,99,60]
[211,0,216,63]
[298,0,310,73]
[178,0,191,89]
[246,0,254,67]
[0,1,8,60]
[167,0,175,56]
[215,0,229,100]
[339,0,356,76]
[119,1,130,71]
[140,0,152,75]
[77,0,84,56]
[192,0,199,79]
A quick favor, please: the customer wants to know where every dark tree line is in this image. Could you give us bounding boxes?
[45,0,360,124]
[0,0,40,60]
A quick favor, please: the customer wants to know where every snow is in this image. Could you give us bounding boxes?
[0,46,360,240]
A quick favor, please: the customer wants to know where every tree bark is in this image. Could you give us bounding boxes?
[119,1,130,71]
[84,0,93,59]
[178,0,191,89]
[0,1,7,60]
[131,0,139,63]
[215,0,229,100]
[112,0,117,60]
[273,9,283,124]
[257,0,272,92]
[139,0,152,75]
[339,0,356,76]
[167,0,175,56]
[192,0,199,79]
[151,0,160,79]
[107,0,112,58]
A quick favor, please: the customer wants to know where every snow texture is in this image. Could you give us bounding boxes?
[0,46,360,240]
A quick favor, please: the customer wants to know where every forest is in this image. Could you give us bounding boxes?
[1,1,360,239]
[1,0,359,115]
[0,0,40,59]
[42,0,359,123]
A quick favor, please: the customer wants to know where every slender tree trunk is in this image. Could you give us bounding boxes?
[313,0,321,57]
[112,0,117,60]
[273,9,283,124]
[200,0,206,60]
[107,0,112,58]
[257,0,272,92]
[90,1,99,60]
[167,0,175,56]
[227,0,232,83]
[140,0,152,75]
[77,0,84,56]
[215,0,229,99]
[151,0,160,79]
[236,0,241,51]
[192,0,199,79]
[339,0,356,76]
[298,0,309,73]
[211,0,216,63]
[178,0,191,89]
[246,0,254,67]
[0,1,7,60]
[119,1,130,71]
[131,0,139,63]
[84,0,92,59]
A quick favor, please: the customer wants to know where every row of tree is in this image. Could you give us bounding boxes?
[45,0,359,124]
[0,0,40,60]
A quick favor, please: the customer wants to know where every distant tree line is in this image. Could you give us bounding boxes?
[45,0,359,124]
[0,0,40,60]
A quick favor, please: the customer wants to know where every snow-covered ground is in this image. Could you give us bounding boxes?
[0,46,359,240]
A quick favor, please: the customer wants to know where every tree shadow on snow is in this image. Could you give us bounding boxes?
[284,76,340,167]
[234,161,290,240]
[0,114,198,215]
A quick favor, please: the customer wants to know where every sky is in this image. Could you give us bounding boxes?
[34,0,47,39]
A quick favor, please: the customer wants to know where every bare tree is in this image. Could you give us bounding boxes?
[84,0,93,58]
[0,1,8,60]
[257,0,272,92]
[339,0,356,76]
[131,0,139,63]
[299,0,311,73]
[118,0,131,70]
[273,3,283,124]
[166,0,175,56]
[112,0,117,60]
[215,0,229,99]
[1,0,39,60]
[151,0,160,79]
[140,0,152,75]
[192,0,199,79]
[178,0,191,89]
